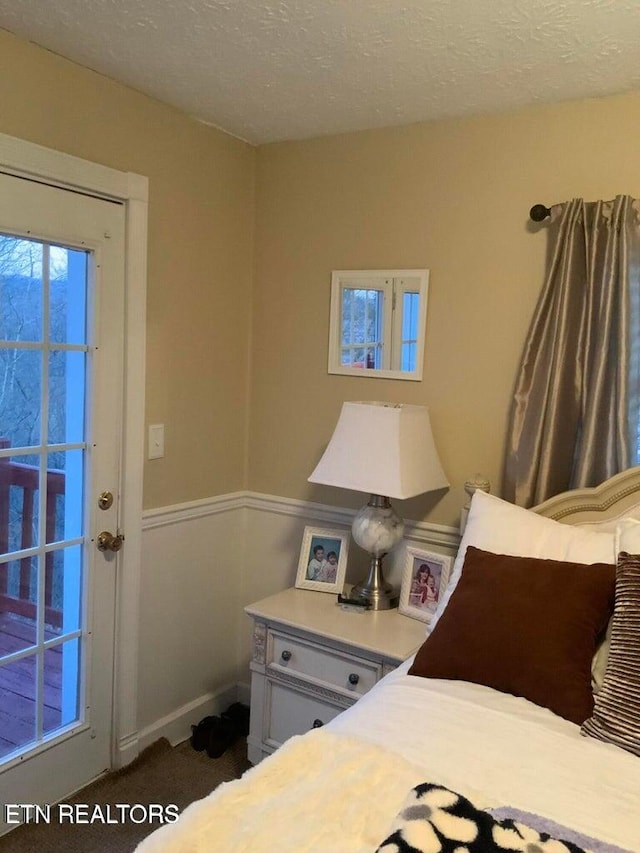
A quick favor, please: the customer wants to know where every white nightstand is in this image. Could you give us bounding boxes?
[244,587,426,764]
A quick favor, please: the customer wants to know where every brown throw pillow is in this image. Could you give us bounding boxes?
[408,546,615,725]
[581,551,640,756]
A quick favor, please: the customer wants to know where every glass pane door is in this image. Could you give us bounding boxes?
[0,234,89,763]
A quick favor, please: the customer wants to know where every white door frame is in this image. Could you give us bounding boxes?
[0,131,148,770]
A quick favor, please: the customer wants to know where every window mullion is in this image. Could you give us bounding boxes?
[35,243,52,741]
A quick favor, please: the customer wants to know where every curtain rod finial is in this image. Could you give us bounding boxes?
[530,204,551,222]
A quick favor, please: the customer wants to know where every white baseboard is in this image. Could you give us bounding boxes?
[135,683,240,753]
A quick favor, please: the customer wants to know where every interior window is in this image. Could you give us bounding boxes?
[329,270,429,381]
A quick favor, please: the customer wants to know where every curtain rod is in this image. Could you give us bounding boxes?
[529,204,551,222]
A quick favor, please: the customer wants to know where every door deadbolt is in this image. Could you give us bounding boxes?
[97,531,124,552]
[98,491,114,510]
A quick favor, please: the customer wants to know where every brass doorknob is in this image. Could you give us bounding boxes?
[97,531,124,552]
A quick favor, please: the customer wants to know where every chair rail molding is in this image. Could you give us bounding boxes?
[245,491,460,550]
[142,492,247,530]
[142,490,460,550]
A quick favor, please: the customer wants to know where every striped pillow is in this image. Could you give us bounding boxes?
[581,552,640,756]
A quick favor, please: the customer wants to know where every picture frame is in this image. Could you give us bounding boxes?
[398,546,453,624]
[295,526,349,594]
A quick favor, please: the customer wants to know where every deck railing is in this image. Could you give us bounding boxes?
[0,438,65,629]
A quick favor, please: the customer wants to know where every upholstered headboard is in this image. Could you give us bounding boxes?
[533,465,640,528]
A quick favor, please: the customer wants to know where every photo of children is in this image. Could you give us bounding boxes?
[306,537,342,583]
[296,526,349,594]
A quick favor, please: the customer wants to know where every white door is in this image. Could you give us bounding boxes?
[0,172,125,820]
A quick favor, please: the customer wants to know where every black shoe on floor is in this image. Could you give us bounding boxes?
[190,715,218,752]
[206,716,237,759]
[221,702,250,737]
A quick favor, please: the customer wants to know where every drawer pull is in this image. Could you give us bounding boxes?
[348,673,360,686]
[281,650,292,662]
[312,719,324,728]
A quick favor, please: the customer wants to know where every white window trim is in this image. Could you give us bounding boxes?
[0,131,148,769]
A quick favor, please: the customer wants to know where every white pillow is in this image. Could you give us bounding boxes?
[431,490,615,632]
[430,491,617,692]
[615,517,640,554]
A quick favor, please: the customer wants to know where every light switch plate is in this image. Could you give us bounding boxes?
[148,424,165,459]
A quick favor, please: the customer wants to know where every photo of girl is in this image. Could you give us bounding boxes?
[399,547,453,623]
[408,560,442,611]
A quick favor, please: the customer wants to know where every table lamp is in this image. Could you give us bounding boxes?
[308,401,448,610]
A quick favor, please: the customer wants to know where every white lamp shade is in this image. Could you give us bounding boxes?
[308,402,449,500]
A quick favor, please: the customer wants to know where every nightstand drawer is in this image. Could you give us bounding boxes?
[270,629,380,696]
[267,681,343,746]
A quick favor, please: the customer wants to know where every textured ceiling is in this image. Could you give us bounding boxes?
[1,0,640,145]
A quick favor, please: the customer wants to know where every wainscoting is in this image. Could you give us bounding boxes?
[133,492,460,755]
[136,493,246,752]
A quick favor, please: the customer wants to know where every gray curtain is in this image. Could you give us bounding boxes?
[503,195,640,507]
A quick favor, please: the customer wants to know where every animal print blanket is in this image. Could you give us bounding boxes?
[377,782,633,853]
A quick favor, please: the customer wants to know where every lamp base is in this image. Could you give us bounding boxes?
[350,495,403,611]
[350,556,399,610]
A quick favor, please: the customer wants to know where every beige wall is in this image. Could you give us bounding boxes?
[4,23,640,530]
[5,24,640,746]
[250,92,640,526]
[0,29,255,509]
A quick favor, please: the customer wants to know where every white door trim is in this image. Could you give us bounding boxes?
[0,131,148,769]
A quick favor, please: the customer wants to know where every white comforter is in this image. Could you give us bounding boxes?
[137,665,640,852]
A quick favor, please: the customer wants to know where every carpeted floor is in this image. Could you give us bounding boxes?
[0,736,251,852]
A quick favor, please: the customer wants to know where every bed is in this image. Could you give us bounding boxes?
[136,467,640,853]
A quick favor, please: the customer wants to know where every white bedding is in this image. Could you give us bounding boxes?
[136,664,640,852]
[331,662,640,849]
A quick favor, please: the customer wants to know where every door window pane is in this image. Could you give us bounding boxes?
[0,654,37,759]
[0,235,43,343]
[45,638,80,732]
[46,451,83,543]
[0,350,42,449]
[48,546,82,636]
[49,248,88,345]
[48,351,86,445]
[0,453,41,555]
[0,557,38,652]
